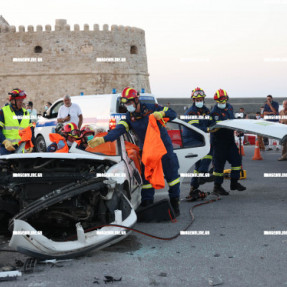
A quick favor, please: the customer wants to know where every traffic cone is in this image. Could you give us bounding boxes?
[240,144,245,156]
[237,138,245,156]
[252,140,263,160]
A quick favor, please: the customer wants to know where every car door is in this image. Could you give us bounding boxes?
[166,118,211,178]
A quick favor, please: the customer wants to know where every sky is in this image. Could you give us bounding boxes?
[1,0,287,98]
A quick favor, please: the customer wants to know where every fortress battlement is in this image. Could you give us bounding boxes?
[0,19,145,34]
[0,17,150,109]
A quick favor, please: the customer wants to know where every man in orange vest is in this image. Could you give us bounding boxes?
[88,87,181,216]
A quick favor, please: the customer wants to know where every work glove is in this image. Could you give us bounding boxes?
[207,127,220,133]
[3,139,16,151]
[153,111,165,121]
[26,147,33,153]
[88,137,105,148]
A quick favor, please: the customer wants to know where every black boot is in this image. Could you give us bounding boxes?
[213,183,229,195]
[170,197,180,217]
[230,179,246,191]
[188,186,198,196]
[198,172,215,185]
[140,199,154,207]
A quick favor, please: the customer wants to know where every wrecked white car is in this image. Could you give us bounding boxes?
[2,118,285,259]
[0,119,209,259]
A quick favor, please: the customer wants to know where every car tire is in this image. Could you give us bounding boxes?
[36,135,47,152]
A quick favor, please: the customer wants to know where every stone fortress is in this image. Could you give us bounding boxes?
[0,16,150,110]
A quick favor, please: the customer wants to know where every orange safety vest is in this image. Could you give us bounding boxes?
[142,115,167,189]
[49,133,69,153]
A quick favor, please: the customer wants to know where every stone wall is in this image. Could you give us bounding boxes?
[0,19,150,111]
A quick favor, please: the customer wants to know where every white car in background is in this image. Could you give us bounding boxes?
[35,93,158,152]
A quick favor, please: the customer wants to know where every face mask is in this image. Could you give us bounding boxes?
[45,106,48,110]
[260,109,264,114]
[217,103,226,109]
[126,105,136,113]
[27,109,31,113]
[256,116,261,119]
[195,102,204,108]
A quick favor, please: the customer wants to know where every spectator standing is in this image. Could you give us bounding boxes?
[263,95,280,150]
[57,95,83,128]
[27,101,38,124]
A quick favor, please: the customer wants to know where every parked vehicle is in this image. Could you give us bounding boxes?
[35,93,157,152]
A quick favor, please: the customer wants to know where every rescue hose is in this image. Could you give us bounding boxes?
[67,196,221,241]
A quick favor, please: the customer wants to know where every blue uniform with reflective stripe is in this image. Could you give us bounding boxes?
[104,102,180,201]
[210,103,235,143]
[210,103,241,184]
[182,104,212,147]
[182,104,213,188]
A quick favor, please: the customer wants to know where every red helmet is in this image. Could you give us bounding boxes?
[80,125,95,142]
[8,89,27,101]
[191,87,206,99]
[62,122,80,138]
[80,125,95,137]
[214,89,228,102]
[121,87,139,103]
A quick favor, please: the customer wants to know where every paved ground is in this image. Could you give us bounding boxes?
[1,146,287,287]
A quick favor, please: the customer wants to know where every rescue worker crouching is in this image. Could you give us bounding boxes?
[182,87,213,201]
[77,125,95,150]
[0,89,34,155]
[209,89,246,195]
[88,87,181,216]
[47,122,80,152]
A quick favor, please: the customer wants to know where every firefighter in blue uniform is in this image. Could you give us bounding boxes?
[182,87,213,200]
[88,87,181,216]
[209,89,246,195]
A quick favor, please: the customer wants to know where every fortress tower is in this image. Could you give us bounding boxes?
[0,18,150,108]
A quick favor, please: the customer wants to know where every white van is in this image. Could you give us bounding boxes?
[35,93,157,152]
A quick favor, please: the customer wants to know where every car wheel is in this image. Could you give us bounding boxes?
[36,135,47,152]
